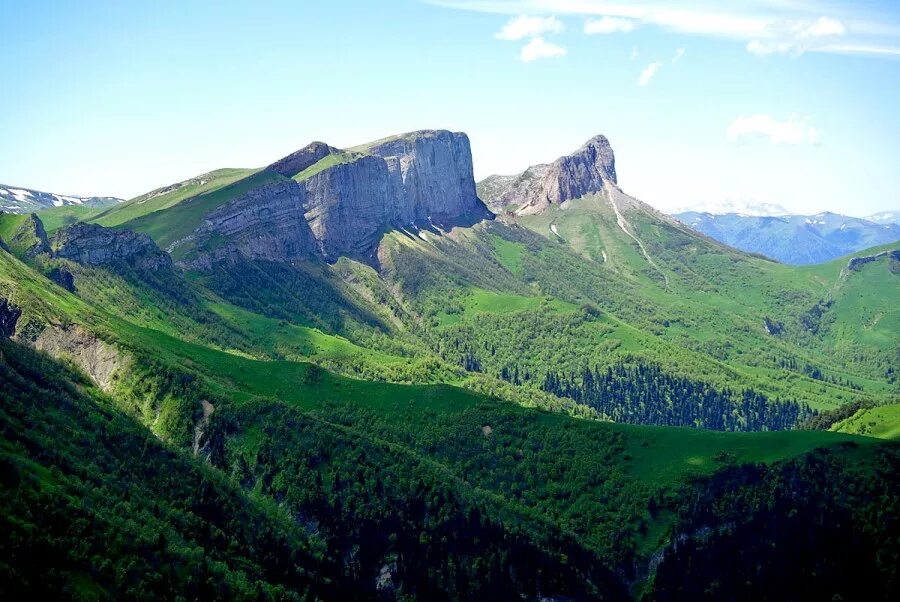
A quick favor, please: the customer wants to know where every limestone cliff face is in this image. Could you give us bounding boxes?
[188,179,317,268]
[365,130,490,226]
[478,135,617,215]
[178,129,493,266]
[52,223,172,271]
[301,155,393,259]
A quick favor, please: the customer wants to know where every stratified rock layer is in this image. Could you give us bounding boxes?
[52,223,172,271]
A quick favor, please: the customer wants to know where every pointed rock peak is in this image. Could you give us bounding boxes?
[267,141,341,178]
[477,134,617,215]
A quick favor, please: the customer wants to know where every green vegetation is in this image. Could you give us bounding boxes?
[832,403,900,439]
[293,151,365,181]
[89,168,257,228]
[34,205,107,232]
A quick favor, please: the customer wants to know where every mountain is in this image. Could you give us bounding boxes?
[2,128,898,599]
[477,134,616,215]
[867,210,900,225]
[674,210,900,264]
[0,183,122,213]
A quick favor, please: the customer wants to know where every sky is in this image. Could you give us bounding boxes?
[1,0,899,216]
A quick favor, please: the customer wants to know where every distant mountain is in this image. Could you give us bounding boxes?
[866,210,900,225]
[674,211,900,264]
[0,183,122,213]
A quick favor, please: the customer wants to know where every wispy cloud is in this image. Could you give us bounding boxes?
[747,16,846,56]
[495,14,564,40]
[584,16,636,35]
[520,36,567,61]
[727,114,821,145]
[430,0,900,58]
[672,47,685,62]
[638,61,663,86]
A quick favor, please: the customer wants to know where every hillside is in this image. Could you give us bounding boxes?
[1,128,898,599]
[674,210,900,264]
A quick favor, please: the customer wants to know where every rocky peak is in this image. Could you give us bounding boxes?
[267,141,340,178]
[52,223,172,272]
[477,134,617,215]
[4,213,51,258]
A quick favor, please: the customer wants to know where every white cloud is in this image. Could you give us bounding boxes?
[638,61,662,86]
[584,16,636,34]
[630,46,639,60]
[747,16,847,56]
[520,37,567,61]
[727,114,821,145]
[432,1,900,59]
[496,14,564,40]
[672,47,684,62]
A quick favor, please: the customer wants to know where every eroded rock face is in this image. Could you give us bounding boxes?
[366,130,490,226]
[188,179,317,268]
[52,224,172,271]
[0,298,21,337]
[31,323,123,391]
[478,135,617,215]
[302,155,393,259]
[267,141,339,178]
[8,214,51,258]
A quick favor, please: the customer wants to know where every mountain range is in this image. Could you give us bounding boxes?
[675,210,900,264]
[0,183,122,213]
[1,129,898,599]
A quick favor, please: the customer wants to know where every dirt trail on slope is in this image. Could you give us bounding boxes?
[606,186,670,287]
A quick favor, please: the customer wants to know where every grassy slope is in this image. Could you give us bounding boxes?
[88,168,256,228]
[832,404,900,440]
[293,151,364,181]
[34,205,107,233]
[0,213,28,241]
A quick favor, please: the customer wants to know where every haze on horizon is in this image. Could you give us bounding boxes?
[1,0,899,217]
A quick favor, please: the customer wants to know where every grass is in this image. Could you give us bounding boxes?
[0,213,28,242]
[89,167,257,229]
[832,403,900,440]
[293,151,364,181]
[35,205,107,233]
[114,169,285,253]
[436,288,578,326]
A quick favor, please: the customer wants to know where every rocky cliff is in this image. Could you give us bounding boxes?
[5,214,51,258]
[478,135,617,215]
[187,179,317,268]
[52,223,172,271]
[302,155,394,259]
[364,130,490,227]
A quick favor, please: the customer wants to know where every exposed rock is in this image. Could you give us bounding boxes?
[48,266,76,292]
[31,323,123,391]
[302,155,393,259]
[365,130,492,227]
[267,141,340,178]
[8,214,51,258]
[186,179,317,268]
[478,135,617,215]
[846,249,900,272]
[193,400,215,458]
[0,298,21,337]
[52,223,172,271]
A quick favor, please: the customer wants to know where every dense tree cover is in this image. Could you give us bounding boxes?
[206,399,629,599]
[0,340,333,600]
[798,398,878,431]
[536,363,815,431]
[650,445,900,601]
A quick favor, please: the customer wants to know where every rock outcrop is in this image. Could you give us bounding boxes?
[267,141,340,178]
[478,135,617,215]
[7,214,51,258]
[52,223,172,271]
[187,179,317,268]
[846,248,900,272]
[364,130,491,227]
[302,155,394,259]
[0,298,21,337]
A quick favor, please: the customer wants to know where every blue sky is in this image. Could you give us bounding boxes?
[1,0,899,216]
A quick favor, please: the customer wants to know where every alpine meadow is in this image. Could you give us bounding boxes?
[1,1,898,600]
